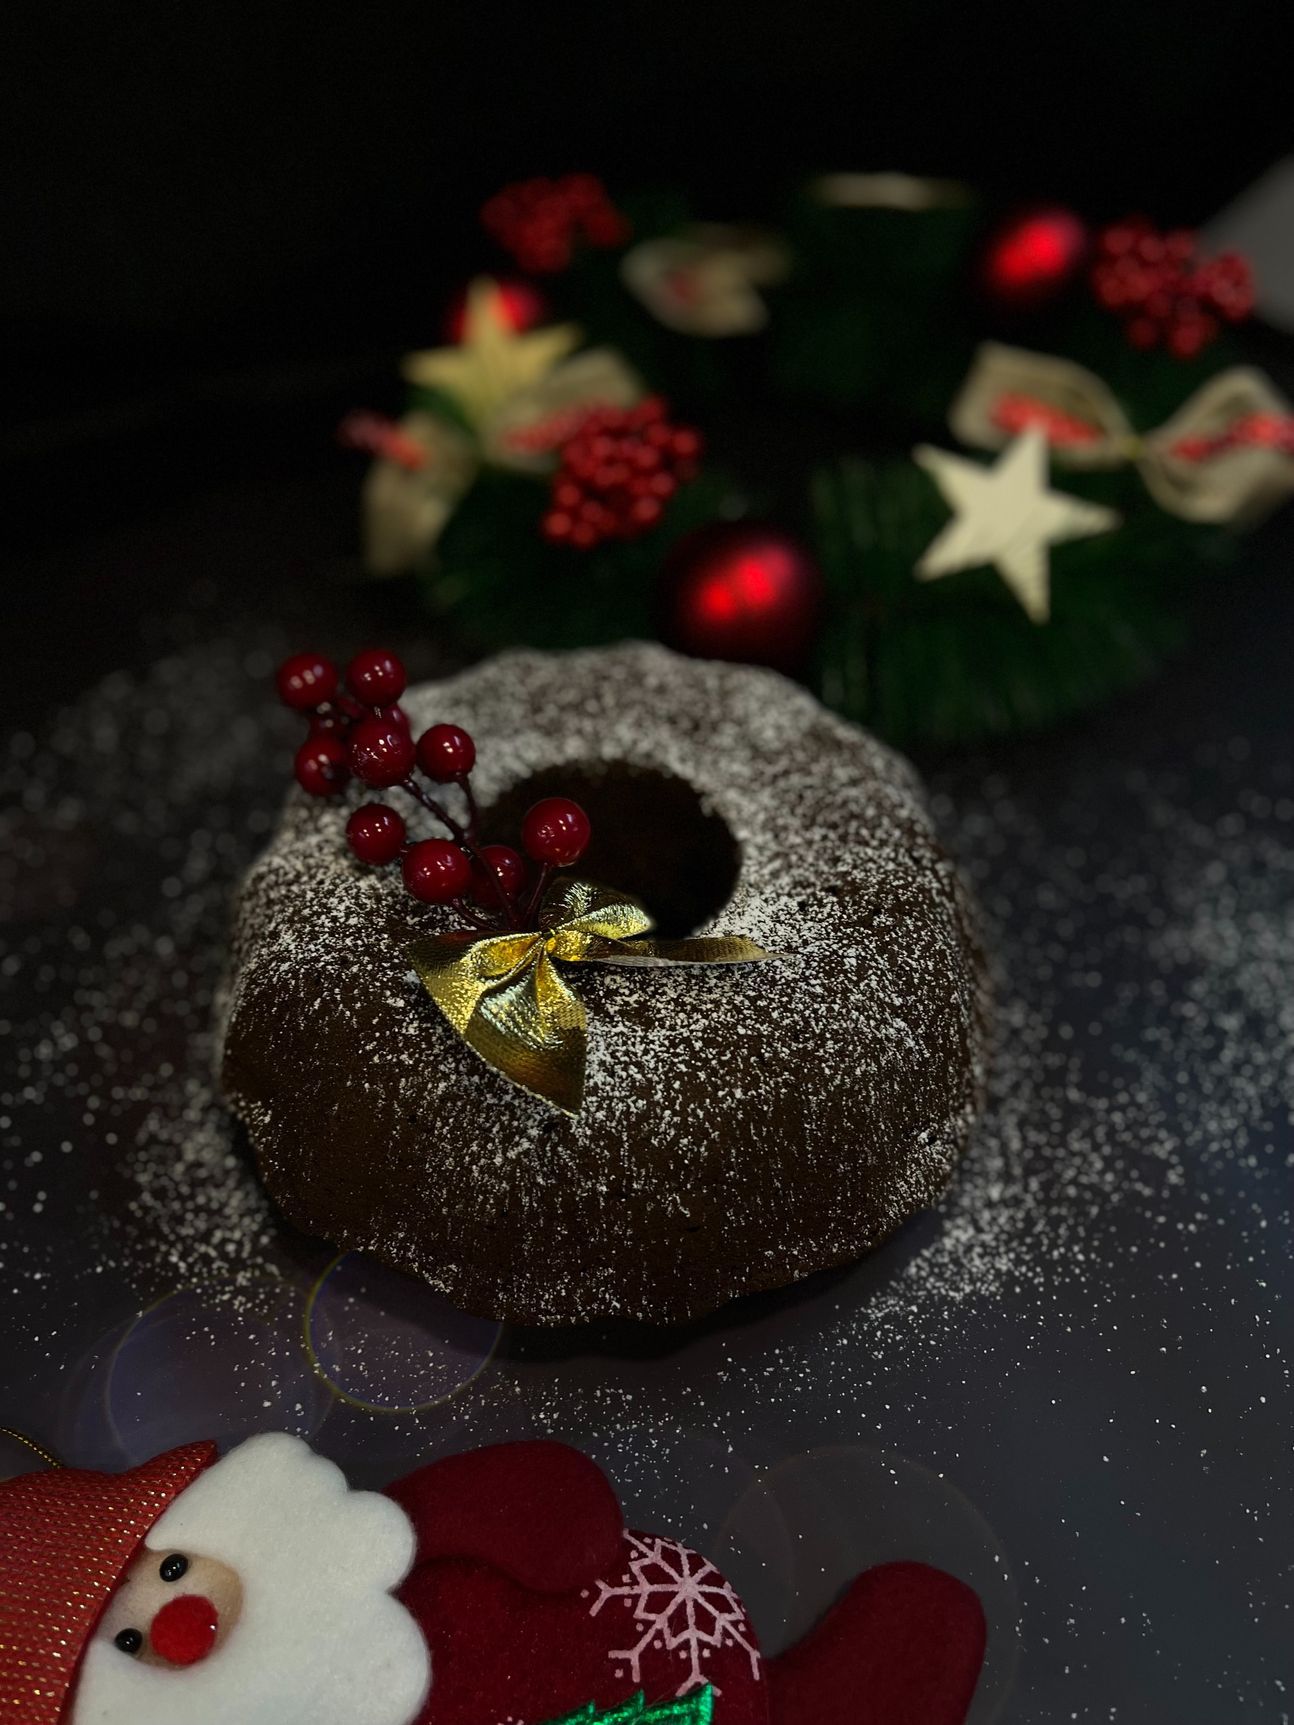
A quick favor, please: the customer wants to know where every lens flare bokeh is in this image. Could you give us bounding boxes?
[713,1444,1019,1723]
[56,1281,333,1468]
[304,1252,501,1413]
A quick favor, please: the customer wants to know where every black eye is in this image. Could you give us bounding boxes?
[159,1553,188,1583]
[114,1628,143,1656]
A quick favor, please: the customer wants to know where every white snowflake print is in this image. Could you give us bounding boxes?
[588,1533,762,1697]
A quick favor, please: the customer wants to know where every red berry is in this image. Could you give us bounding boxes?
[521,797,591,867]
[349,715,416,787]
[277,652,338,712]
[416,723,476,781]
[346,649,407,705]
[473,843,527,906]
[402,839,473,903]
[294,734,349,797]
[346,803,407,866]
[376,703,411,733]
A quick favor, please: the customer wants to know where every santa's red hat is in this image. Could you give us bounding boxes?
[0,1442,216,1725]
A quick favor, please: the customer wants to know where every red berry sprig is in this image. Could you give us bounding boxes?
[481,174,630,274]
[1091,218,1255,358]
[542,398,703,550]
[276,650,591,930]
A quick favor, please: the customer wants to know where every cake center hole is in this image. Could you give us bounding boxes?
[484,762,740,938]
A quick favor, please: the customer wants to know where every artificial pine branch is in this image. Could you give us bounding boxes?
[810,457,1228,746]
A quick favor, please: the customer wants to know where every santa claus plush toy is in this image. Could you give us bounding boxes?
[0,1434,986,1725]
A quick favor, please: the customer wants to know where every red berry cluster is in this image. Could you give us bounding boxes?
[1091,219,1255,358]
[1170,411,1294,464]
[542,398,703,550]
[277,649,591,928]
[481,174,630,273]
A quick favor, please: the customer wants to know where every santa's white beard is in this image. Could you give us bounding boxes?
[72,1433,430,1725]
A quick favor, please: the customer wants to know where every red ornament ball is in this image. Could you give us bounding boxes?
[473,843,528,906]
[521,797,592,868]
[402,838,473,904]
[660,522,825,674]
[416,723,477,782]
[981,206,1088,309]
[346,649,407,706]
[277,652,338,712]
[346,803,407,866]
[444,278,548,343]
[294,734,349,797]
[348,715,416,788]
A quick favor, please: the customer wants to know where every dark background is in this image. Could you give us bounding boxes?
[6,1,1291,722]
[6,1,1291,514]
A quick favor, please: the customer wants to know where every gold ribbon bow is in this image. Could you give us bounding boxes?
[411,877,767,1115]
[949,342,1294,526]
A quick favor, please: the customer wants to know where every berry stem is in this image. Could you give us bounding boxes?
[523,863,553,926]
[450,771,518,928]
[450,898,493,931]
[333,691,369,722]
[398,777,520,929]
[400,777,468,843]
[460,774,481,845]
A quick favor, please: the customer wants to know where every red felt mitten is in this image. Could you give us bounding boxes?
[768,1561,987,1725]
[402,1539,769,1725]
[391,1441,768,1725]
[391,1443,987,1725]
[387,1440,624,1593]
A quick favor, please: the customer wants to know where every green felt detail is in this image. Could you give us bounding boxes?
[543,1686,715,1725]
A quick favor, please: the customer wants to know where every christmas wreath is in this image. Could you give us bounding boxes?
[343,173,1294,747]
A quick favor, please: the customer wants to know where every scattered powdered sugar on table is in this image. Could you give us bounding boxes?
[1,635,1290,1714]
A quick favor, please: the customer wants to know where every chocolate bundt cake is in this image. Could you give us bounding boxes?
[220,642,987,1324]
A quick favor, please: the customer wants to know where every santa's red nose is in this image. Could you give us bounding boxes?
[149,1594,219,1666]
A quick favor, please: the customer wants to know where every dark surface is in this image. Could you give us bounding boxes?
[0,435,1291,1722]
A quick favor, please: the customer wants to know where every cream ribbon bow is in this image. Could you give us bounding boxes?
[949,342,1294,526]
